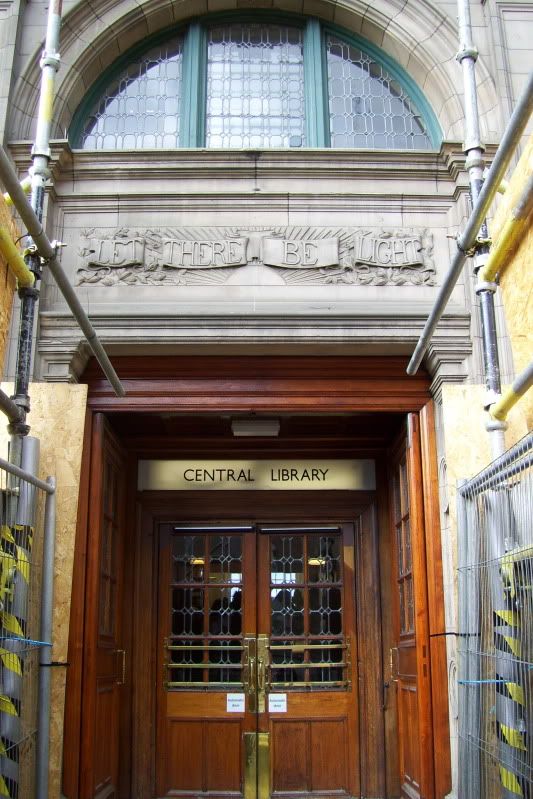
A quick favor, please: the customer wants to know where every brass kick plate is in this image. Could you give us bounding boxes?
[244,732,270,799]
[244,732,257,799]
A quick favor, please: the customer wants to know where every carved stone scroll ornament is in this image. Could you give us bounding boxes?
[76,226,435,287]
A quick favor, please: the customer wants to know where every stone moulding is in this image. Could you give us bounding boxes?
[76,225,435,287]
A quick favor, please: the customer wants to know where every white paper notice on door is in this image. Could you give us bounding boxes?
[227,693,245,713]
[268,694,287,713]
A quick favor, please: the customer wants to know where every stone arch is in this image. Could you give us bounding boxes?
[9,0,499,145]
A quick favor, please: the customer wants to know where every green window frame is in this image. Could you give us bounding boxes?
[70,13,441,150]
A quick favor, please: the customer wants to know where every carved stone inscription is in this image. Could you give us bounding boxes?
[262,238,338,268]
[162,238,247,268]
[77,226,435,286]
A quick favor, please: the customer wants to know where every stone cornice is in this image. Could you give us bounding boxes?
[7,140,495,187]
[37,310,471,384]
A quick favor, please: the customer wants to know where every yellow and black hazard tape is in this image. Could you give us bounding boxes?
[492,547,531,799]
[0,524,33,799]
[499,765,526,797]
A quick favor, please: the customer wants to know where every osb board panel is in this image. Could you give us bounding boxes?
[0,196,17,372]
[490,134,533,429]
[0,382,88,799]
[442,383,527,570]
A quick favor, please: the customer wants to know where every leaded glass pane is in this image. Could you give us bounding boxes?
[308,536,341,583]
[172,587,204,636]
[326,35,432,149]
[268,531,348,691]
[271,588,304,636]
[173,535,205,582]
[271,536,304,584]
[309,587,342,635]
[209,535,242,583]
[208,586,242,635]
[271,642,305,683]
[167,531,244,689]
[309,640,344,682]
[80,36,183,149]
[206,23,306,148]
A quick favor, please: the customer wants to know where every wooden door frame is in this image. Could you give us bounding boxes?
[63,355,450,799]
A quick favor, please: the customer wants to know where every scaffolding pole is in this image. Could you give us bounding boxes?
[406,71,533,378]
[0,147,125,399]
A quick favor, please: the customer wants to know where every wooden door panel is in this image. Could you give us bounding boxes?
[164,721,203,791]
[390,415,434,799]
[80,415,127,799]
[271,721,309,792]
[205,722,243,792]
[270,717,350,795]
[310,720,349,791]
[167,691,245,717]
[398,682,421,797]
[163,718,243,794]
[94,679,118,798]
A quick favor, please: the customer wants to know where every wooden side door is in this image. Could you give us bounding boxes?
[79,414,128,799]
[389,414,434,799]
[257,524,359,799]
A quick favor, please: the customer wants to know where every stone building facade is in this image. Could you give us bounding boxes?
[0,1,531,798]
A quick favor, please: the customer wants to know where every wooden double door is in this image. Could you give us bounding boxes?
[156,522,360,799]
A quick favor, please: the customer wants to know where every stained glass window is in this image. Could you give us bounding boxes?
[326,35,431,149]
[79,36,183,150]
[206,23,305,148]
[74,18,437,150]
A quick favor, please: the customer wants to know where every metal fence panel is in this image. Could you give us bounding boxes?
[0,461,48,799]
[458,433,532,799]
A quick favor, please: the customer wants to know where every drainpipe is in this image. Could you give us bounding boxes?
[8,0,63,455]
[405,72,533,378]
[456,0,507,459]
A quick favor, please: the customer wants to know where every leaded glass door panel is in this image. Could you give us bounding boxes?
[156,522,359,799]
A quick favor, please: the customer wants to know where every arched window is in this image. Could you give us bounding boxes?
[72,16,440,150]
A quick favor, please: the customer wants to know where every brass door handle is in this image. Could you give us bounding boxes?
[257,634,269,713]
[244,636,257,712]
[257,657,265,691]
[390,646,398,683]
[115,649,126,685]
[248,657,257,697]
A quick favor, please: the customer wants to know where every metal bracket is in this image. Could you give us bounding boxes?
[456,44,479,62]
[475,280,498,295]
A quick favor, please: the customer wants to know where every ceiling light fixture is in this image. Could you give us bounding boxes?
[231,418,280,437]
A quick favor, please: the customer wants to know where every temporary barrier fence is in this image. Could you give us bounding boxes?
[458,433,532,798]
[0,452,54,799]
